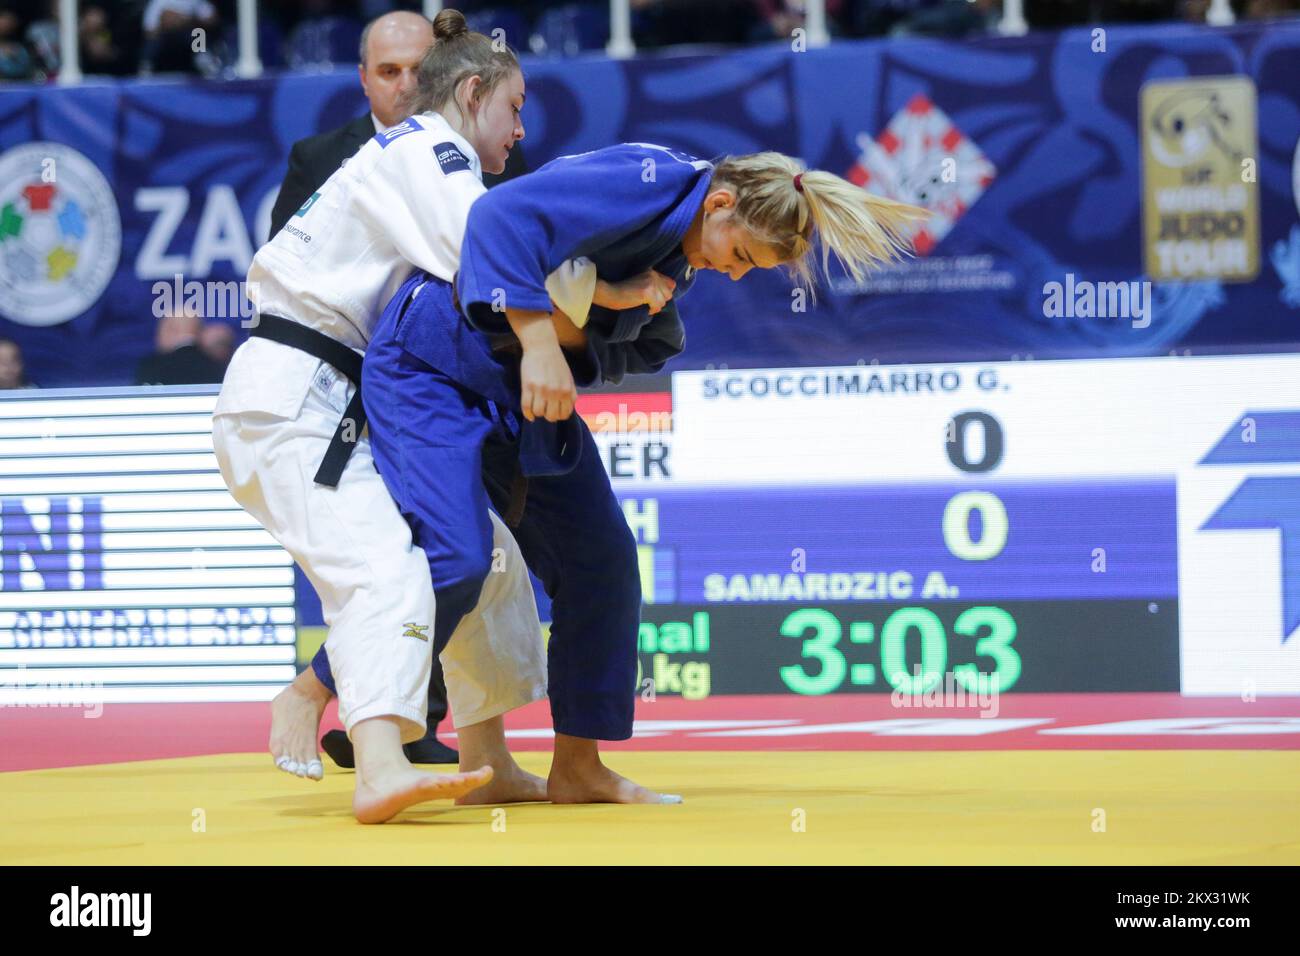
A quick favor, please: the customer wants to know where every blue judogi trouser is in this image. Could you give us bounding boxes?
[310,275,641,741]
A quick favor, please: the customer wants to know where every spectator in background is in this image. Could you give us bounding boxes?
[26,1,133,78]
[1244,0,1299,18]
[285,0,362,69]
[26,1,60,76]
[141,0,219,74]
[1024,0,1091,28]
[841,0,943,37]
[748,1,847,42]
[135,311,223,385]
[79,4,129,74]
[197,321,235,374]
[1095,0,1176,22]
[891,0,1000,36]
[0,8,34,80]
[750,1,803,41]
[631,0,758,47]
[0,339,33,390]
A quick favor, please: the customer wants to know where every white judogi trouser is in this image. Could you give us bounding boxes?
[212,342,547,743]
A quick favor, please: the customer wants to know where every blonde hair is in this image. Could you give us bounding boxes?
[710,152,928,294]
[403,9,520,122]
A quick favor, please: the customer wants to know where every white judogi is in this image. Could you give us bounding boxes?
[212,370,545,738]
[213,111,576,742]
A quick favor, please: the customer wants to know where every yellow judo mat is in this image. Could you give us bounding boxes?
[3,751,1297,865]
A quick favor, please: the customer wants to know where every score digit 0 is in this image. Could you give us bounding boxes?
[943,412,1008,561]
[943,491,1008,561]
[946,411,1003,472]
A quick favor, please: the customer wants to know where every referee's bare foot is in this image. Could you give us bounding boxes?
[269,668,331,781]
[354,765,494,824]
[547,733,682,805]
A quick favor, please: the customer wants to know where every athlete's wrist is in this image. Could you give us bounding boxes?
[592,279,617,308]
[507,309,561,352]
[551,307,588,350]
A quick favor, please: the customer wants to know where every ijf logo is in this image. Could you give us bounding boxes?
[0,142,121,327]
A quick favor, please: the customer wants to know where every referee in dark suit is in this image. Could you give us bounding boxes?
[270,10,528,767]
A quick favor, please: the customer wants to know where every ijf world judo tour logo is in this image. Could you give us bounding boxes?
[0,142,121,327]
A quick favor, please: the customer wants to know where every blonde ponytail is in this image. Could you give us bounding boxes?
[798,171,926,286]
[712,152,928,295]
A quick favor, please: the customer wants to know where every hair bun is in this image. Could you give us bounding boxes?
[432,8,469,41]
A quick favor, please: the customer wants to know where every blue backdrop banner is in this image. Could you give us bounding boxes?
[1,21,1299,387]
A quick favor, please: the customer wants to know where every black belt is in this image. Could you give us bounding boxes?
[250,314,365,488]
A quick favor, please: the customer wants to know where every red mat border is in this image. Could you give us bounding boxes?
[2,693,1298,771]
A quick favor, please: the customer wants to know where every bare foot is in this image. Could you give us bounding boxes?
[269,669,331,780]
[353,765,494,824]
[453,715,548,805]
[548,761,682,805]
[456,762,549,805]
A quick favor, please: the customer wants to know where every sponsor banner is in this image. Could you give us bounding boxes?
[0,386,296,703]
[618,482,1176,604]
[3,22,1300,387]
[634,601,1178,699]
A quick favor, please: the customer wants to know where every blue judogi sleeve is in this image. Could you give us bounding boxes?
[457,144,709,384]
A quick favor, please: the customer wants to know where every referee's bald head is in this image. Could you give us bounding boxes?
[360,11,433,67]
[358,11,434,128]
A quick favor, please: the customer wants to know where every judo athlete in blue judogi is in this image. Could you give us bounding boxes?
[315,142,923,802]
[452,144,714,731]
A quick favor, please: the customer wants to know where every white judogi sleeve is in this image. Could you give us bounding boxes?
[545,257,597,328]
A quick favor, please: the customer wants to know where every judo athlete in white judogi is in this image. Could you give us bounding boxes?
[213,17,558,823]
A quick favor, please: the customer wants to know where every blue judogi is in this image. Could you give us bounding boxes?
[458,142,713,386]
[312,143,713,740]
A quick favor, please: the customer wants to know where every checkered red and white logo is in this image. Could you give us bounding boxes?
[847,93,996,256]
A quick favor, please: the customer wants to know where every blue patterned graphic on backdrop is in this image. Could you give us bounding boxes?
[0,21,1298,386]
